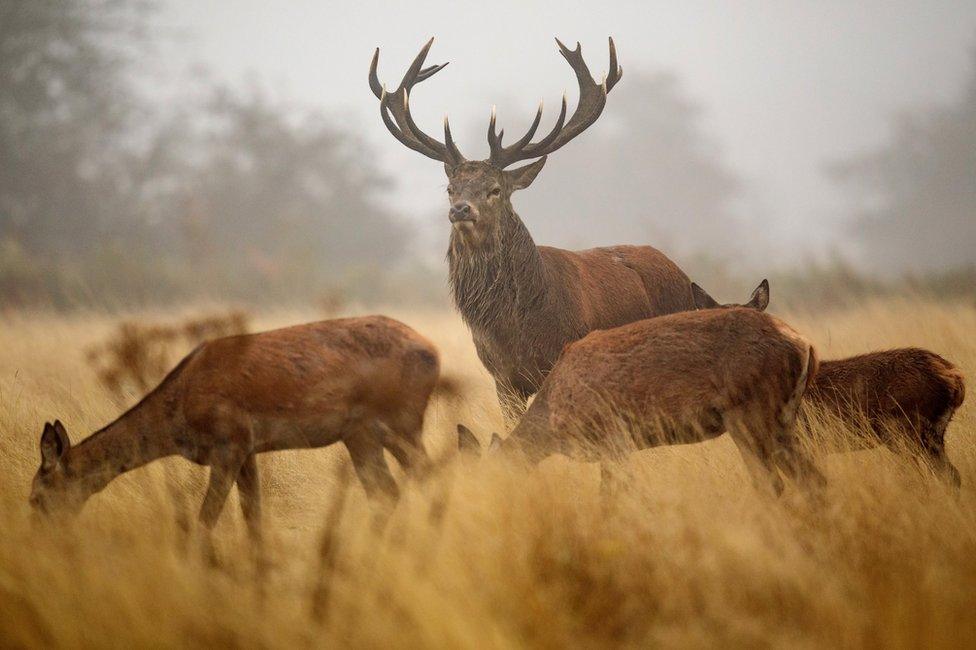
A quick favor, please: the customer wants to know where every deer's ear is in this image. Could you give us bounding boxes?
[457,424,481,457]
[40,421,70,470]
[488,433,504,453]
[505,156,547,190]
[444,162,458,177]
[746,279,770,311]
[691,283,719,310]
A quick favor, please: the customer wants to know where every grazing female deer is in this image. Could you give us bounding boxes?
[691,280,966,486]
[370,38,695,421]
[459,307,826,496]
[30,316,446,542]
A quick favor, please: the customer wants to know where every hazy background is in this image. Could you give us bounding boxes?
[2,0,974,309]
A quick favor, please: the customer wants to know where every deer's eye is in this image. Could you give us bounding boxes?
[488,187,501,198]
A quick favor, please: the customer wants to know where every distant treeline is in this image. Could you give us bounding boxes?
[1,1,974,310]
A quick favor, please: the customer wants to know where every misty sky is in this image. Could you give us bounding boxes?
[155,0,976,263]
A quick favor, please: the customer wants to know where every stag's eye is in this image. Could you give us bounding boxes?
[488,187,501,198]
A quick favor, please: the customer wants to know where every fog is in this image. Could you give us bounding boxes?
[157,0,976,267]
[2,1,974,308]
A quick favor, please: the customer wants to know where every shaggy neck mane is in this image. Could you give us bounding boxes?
[447,207,547,334]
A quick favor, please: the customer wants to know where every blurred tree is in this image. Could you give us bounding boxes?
[0,0,152,254]
[0,1,411,305]
[830,49,976,273]
[140,86,409,300]
[507,70,741,257]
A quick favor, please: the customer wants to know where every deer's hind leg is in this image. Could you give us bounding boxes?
[376,409,432,479]
[724,409,785,498]
[236,454,263,546]
[344,425,400,504]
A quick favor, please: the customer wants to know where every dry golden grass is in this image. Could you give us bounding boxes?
[1,299,974,649]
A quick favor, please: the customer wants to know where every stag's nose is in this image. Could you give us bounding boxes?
[449,201,476,223]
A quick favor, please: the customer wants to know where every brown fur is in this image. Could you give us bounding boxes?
[370,40,695,421]
[808,350,964,485]
[468,308,826,496]
[30,316,443,541]
[691,280,966,486]
[447,161,695,421]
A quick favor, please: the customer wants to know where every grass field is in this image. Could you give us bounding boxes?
[1,299,974,648]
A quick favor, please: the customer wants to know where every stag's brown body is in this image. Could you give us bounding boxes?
[30,316,441,540]
[490,308,825,494]
[370,38,695,418]
[449,216,695,413]
[691,280,966,485]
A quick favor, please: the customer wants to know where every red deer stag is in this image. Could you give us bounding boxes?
[691,280,966,486]
[30,316,446,542]
[458,307,826,496]
[370,38,695,422]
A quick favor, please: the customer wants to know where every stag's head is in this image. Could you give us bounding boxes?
[370,37,622,247]
[29,420,85,517]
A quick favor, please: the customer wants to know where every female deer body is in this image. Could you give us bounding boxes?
[807,350,965,485]
[691,280,966,486]
[30,316,442,540]
[461,308,826,495]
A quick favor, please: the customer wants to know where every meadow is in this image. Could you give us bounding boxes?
[1,298,974,649]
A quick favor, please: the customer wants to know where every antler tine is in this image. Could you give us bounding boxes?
[403,91,456,158]
[417,62,449,84]
[369,38,465,166]
[487,105,505,160]
[401,37,436,88]
[444,116,464,164]
[504,101,544,154]
[368,48,384,99]
[487,37,621,168]
[521,93,568,156]
[606,36,623,92]
[379,89,437,158]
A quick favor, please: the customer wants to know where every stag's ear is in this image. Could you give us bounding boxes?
[745,279,770,311]
[40,421,70,471]
[505,156,547,190]
[488,433,503,453]
[691,283,719,310]
[444,162,459,177]
[457,424,481,457]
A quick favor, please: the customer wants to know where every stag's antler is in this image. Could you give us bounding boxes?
[369,38,466,167]
[487,37,622,169]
